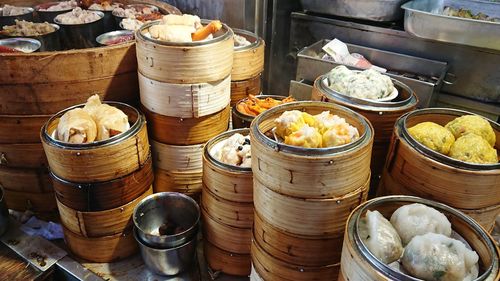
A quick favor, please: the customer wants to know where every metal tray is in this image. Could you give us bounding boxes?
[300,0,409,22]
[296,39,450,108]
[402,0,500,51]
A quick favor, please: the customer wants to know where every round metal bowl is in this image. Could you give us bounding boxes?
[96,30,134,46]
[134,228,196,276]
[1,23,61,51]
[89,3,124,32]
[0,37,41,53]
[0,7,34,26]
[112,4,160,27]
[232,94,285,129]
[233,28,262,51]
[346,195,499,281]
[133,192,200,248]
[400,108,500,170]
[54,11,104,49]
[35,2,77,23]
[204,128,252,172]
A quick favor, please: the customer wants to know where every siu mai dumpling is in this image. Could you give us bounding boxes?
[274,110,316,138]
[284,124,322,148]
[57,108,97,144]
[83,95,129,141]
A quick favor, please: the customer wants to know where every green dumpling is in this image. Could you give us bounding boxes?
[445,115,496,147]
[449,134,498,164]
[408,122,455,155]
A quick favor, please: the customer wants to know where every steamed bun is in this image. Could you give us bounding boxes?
[408,122,455,154]
[445,115,496,147]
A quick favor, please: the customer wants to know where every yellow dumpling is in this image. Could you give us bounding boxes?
[274,110,315,138]
[322,123,360,147]
[449,134,498,164]
[284,124,322,148]
[445,115,496,147]
[408,122,455,155]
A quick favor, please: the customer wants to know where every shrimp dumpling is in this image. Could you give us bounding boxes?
[390,203,452,245]
[402,233,479,281]
[284,124,322,148]
[83,95,129,141]
[359,210,403,264]
[56,108,97,144]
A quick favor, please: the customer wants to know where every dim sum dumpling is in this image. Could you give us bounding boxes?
[390,203,452,245]
[445,115,496,147]
[83,95,129,141]
[359,210,403,264]
[402,233,479,281]
[284,124,322,148]
[56,108,97,144]
[408,122,455,154]
[449,133,498,164]
[274,110,315,138]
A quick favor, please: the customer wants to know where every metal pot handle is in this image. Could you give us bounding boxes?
[442,73,457,85]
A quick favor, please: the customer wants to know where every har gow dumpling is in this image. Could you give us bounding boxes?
[56,108,97,144]
[83,95,129,141]
[359,210,403,264]
[402,233,479,281]
[390,203,452,245]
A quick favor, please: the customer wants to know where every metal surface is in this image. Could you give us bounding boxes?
[35,2,77,23]
[0,37,41,53]
[287,12,500,103]
[135,229,197,276]
[297,39,448,107]
[133,192,200,248]
[300,0,408,22]
[2,23,61,51]
[289,80,313,101]
[0,7,33,26]
[402,0,500,51]
[54,11,105,49]
[96,30,134,46]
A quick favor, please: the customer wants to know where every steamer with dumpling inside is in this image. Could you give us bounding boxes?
[250,101,374,279]
[338,195,500,281]
[378,108,500,232]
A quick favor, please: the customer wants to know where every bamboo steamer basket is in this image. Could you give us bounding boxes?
[0,43,138,115]
[52,156,153,212]
[204,240,251,276]
[250,101,374,199]
[136,21,234,84]
[3,188,56,213]
[252,233,341,281]
[378,108,500,230]
[339,196,500,281]
[0,166,51,193]
[0,115,50,144]
[57,186,153,238]
[232,95,289,130]
[154,168,202,194]
[230,74,261,106]
[232,29,265,82]
[254,175,370,237]
[0,143,47,168]
[202,129,253,203]
[143,105,230,145]
[41,102,150,183]
[312,75,418,191]
[139,73,231,119]
[63,226,137,263]
[202,188,253,229]
[253,211,343,267]
[151,141,203,172]
[201,208,251,254]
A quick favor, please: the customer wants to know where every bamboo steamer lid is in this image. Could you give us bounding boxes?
[204,240,251,276]
[136,21,234,84]
[41,102,150,183]
[250,101,374,199]
[0,143,47,168]
[52,155,154,212]
[0,43,138,115]
[0,166,52,193]
[62,226,137,263]
[139,73,231,118]
[230,74,261,106]
[201,187,253,229]
[154,168,202,194]
[201,207,251,254]
[151,141,204,172]
[143,105,230,145]
[202,128,253,203]
[232,29,265,81]
[0,115,50,144]
[57,186,153,238]
[339,196,500,281]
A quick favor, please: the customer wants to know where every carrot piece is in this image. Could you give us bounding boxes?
[191,20,222,41]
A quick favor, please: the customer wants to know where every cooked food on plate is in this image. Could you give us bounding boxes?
[325,65,396,101]
[211,133,251,167]
[38,1,77,11]
[236,95,296,117]
[443,6,499,22]
[88,1,122,11]
[408,122,455,155]
[449,133,498,164]
[273,110,359,148]
[55,7,101,24]
[1,20,56,36]
[147,14,222,43]
[102,33,134,45]
[234,34,251,47]
[120,18,143,31]
[1,5,31,16]
[445,115,496,147]
[55,95,129,144]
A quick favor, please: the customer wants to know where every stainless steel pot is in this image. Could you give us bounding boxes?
[54,11,104,49]
[0,7,34,26]
[35,2,77,23]
[1,23,61,51]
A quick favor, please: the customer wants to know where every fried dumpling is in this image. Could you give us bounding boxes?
[83,95,129,141]
[284,124,322,148]
[57,108,97,144]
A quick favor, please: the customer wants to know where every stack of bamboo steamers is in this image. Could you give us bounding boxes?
[230,29,265,106]
[41,103,152,262]
[137,22,234,200]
